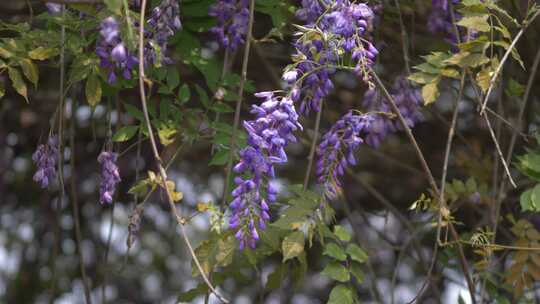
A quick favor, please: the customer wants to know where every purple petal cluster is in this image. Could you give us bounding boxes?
[230,92,302,249]
[98,151,121,204]
[145,0,182,65]
[208,0,249,51]
[316,112,374,199]
[288,0,378,115]
[96,17,138,84]
[45,3,62,14]
[32,136,59,188]
[427,0,463,45]
[362,76,423,147]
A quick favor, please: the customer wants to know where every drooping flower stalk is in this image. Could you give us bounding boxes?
[287,0,378,115]
[229,92,302,249]
[97,151,121,204]
[316,112,374,199]
[145,0,182,66]
[209,0,250,51]
[32,136,59,188]
[96,16,138,84]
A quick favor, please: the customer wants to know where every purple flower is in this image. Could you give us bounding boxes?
[229,92,302,248]
[209,0,249,51]
[96,17,138,84]
[427,0,465,46]
[145,0,182,65]
[32,136,59,188]
[362,76,423,147]
[98,151,121,204]
[316,112,374,198]
[45,3,62,15]
[289,0,378,115]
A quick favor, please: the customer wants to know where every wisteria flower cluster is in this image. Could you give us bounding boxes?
[316,112,374,199]
[96,17,138,84]
[145,0,182,66]
[287,0,378,114]
[45,3,62,14]
[97,151,121,204]
[32,136,59,188]
[316,77,422,198]
[362,76,423,147]
[208,0,249,51]
[427,0,463,45]
[229,92,302,249]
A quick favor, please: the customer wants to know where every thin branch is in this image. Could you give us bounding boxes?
[303,103,323,190]
[137,1,229,302]
[393,0,411,74]
[371,70,478,304]
[69,89,92,304]
[221,0,256,209]
[480,9,540,114]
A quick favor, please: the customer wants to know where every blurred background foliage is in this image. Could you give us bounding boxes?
[1,0,540,303]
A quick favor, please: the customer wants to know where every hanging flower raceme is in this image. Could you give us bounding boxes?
[145,0,182,66]
[45,3,62,14]
[98,151,121,204]
[96,17,138,84]
[229,92,302,249]
[32,136,59,188]
[362,76,423,147]
[208,0,249,51]
[288,0,378,115]
[316,112,374,199]
[427,0,463,45]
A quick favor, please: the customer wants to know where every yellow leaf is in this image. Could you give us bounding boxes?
[19,59,38,87]
[28,47,57,60]
[85,74,101,107]
[422,80,440,105]
[8,67,28,102]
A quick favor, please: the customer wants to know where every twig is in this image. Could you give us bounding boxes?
[221,0,255,209]
[480,9,540,114]
[371,70,478,304]
[303,103,323,190]
[393,0,411,74]
[137,1,228,302]
[69,89,92,304]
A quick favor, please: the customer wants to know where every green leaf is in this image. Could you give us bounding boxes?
[334,225,352,242]
[408,72,437,85]
[8,67,28,102]
[209,149,229,166]
[195,85,210,108]
[28,47,57,60]
[266,264,286,290]
[505,78,525,97]
[19,59,38,87]
[211,102,234,113]
[322,262,350,282]
[112,125,138,142]
[282,231,305,262]
[350,262,364,283]
[327,285,354,304]
[0,47,14,59]
[104,0,122,14]
[323,243,347,262]
[85,74,101,107]
[457,15,490,32]
[346,244,368,263]
[422,80,440,105]
[216,235,235,267]
[166,67,180,89]
[178,84,191,104]
[124,103,144,121]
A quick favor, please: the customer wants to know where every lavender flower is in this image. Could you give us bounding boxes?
[145,0,182,65]
[96,17,138,84]
[289,0,378,114]
[209,0,249,51]
[316,112,374,199]
[98,151,121,204]
[45,3,62,14]
[229,92,302,249]
[32,136,59,188]
[362,76,423,147]
[427,0,464,45]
